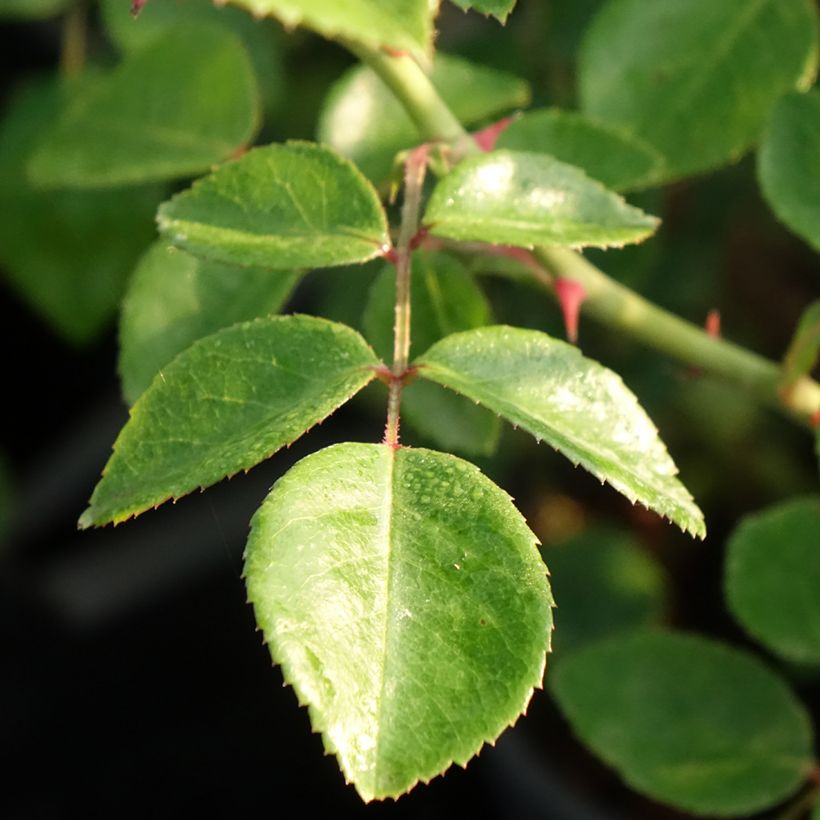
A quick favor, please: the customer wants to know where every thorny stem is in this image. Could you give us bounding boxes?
[347,41,820,430]
[384,146,429,447]
[60,0,87,78]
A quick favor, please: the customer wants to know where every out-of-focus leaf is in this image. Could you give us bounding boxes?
[29,25,259,187]
[246,441,553,800]
[119,242,300,403]
[579,0,819,180]
[425,150,659,249]
[726,497,820,664]
[318,54,529,184]
[0,78,159,344]
[781,301,820,389]
[0,0,68,17]
[551,631,814,816]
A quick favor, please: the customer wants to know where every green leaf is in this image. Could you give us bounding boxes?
[813,801,820,820]
[545,527,664,656]
[100,0,284,114]
[725,497,820,665]
[80,316,380,528]
[157,141,390,269]
[579,0,820,181]
[550,631,814,816]
[225,0,436,58]
[448,0,516,23]
[29,25,260,187]
[424,150,659,250]
[0,79,159,344]
[318,53,530,184]
[119,242,301,404]
[782,301,820,389]
[416,326,705,536]
[363,251,500,456]
[0,0,68,17]
[759,91,820,255]
[496,108,664,192]
[245,442,553,801]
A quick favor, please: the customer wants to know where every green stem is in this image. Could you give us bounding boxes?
[60,0,87,78]
[775,781,820,820]
[346,42,820,429]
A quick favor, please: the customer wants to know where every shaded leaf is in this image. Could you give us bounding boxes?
[158,141,390,269]
[424,150,659,249]
[80,316,380,527]
[579,0,819,180]
[551,631,814,816]
[100,0,284,114]
[225,0,436,58]
[318,53,529,184]
[782,301,820,389]
[0,78,159,344]
[29,25,259,187]
[119,242,301,403]
[363,251,500,455]
[416,326,705,536]
[544,527,664,655]
[245,442,553,801]
[725,497,820,664]
[497,108,664,192]
[759,91,820,255]
[448,0,515,22]
[0,0,68,17]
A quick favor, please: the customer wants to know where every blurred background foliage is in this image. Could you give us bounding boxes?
[0,1,817,818]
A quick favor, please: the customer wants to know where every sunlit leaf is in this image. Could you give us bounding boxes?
[416,326,705,536]
[246,442,553,800]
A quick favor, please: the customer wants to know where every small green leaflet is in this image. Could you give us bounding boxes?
[363,251,500,455]
[119,242,301,404]
[80,316,380,528]
[158,141,390,270]
[318,53,529,184]
[416,326,705,536]
[245,442,552,801]
[29,25,259,188]
[551,631,814,816]
[226,0,436,58]
[579,0,820,181]
[781,301,820,391]
[0,78,159,344]
[0,0,67,17]
[448,0,516,23]
[544,527,664,656]
[424,150,659,250]
[759,91,820,256]
[497,108,664,192]
[725,497,820,665]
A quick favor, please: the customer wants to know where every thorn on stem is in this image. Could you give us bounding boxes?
[131,0,149,17]
[554,278,587,344]
[705,309,721,338]
[473,117,515,152]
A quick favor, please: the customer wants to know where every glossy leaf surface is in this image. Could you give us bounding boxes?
[544,528,664,656]
[726,497,820,664]
[245,442,553,800]
[80,316,379,527]
[448,0,515,21]
[29,25,259,187]
[363,251,500,455]
[424,150,659,249]
[0,79,158,343]
[417,327,704,536]
[759,91,820,254]
[119,242,300,403]
[551,632,814,816]
[226,0,435,58]
[158,141,389,269]
[318,54,529,184]
[579,0,819,180]
[497,108,663,192]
